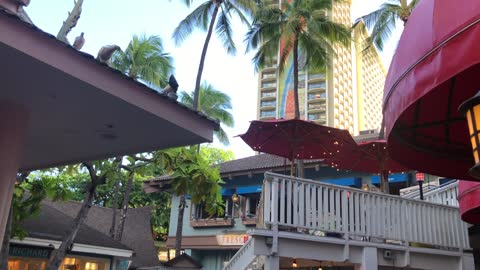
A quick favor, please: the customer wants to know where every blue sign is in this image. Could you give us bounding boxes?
[371,173,407,184]
[236,185,262,194]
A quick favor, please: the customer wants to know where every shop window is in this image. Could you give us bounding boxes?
[245,193,261,218]
[63,258,78,270]
[85,262,98,270]
[193,196,234,220]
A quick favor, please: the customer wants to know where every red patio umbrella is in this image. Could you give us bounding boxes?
[239,119,356,161]
[324,139,409,193]
[383,0,480,181]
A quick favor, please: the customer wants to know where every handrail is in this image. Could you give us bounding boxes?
[262,172,470,250]
[222,238,254,270]
[265,172,460,209]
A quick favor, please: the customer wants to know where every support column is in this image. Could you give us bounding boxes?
[460,253,475,270]
[264,255,279,270]
[0,102,28,246]
[354,247,378,270]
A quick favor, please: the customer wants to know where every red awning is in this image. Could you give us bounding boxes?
[383,0,480,181]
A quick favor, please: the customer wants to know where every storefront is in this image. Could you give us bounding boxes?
[9,202,133,270]
[7,243,124,270]
[8,244,51,270]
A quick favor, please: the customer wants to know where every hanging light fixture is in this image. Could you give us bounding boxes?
[460,91,480,178]
[231,193,239,204]
[292,258,298,268]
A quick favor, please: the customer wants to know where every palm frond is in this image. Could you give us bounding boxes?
[172,1,215,46]
[179,83,234,145]
[216,8,237,55]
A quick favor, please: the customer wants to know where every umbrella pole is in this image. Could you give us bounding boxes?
[290,160,295,176]
[380,170,390,194]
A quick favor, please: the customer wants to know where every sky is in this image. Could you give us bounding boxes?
[25,0,401,159]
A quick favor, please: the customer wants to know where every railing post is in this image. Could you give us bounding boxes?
[271,177,279,255]
[264,177,271,226]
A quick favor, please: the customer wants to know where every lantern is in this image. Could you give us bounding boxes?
[459,91,480,178]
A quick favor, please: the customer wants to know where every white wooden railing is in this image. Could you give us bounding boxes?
[262,173,469,250]
[403,181,459,207]
[223,238,255,270]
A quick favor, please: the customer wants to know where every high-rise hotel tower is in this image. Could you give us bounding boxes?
[256,0,386,135]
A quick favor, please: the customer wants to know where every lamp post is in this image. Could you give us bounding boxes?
[416,172,425,200]
[459,91,480,178]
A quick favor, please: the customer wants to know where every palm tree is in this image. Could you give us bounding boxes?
[246,0,350,177]
[173,0,257,110]
[111,34,174,88]
[246,0,350,119]
[355,0,419,51]
[180,83,234,145]
[162,148,224,256]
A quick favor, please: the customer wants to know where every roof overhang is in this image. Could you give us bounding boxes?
[0,11,219,171]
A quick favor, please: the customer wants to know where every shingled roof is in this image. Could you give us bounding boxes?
[144,154,324,186]
[21,203,131,251]
[144,133,382,186]
[45,200,160,269]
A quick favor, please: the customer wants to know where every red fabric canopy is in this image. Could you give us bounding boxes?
[239,119,356,160]
[458,180,480,224]
[324,139,409,174]
[383,0,480,181]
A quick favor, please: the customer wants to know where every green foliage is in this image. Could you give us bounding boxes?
[12,174,75,239]
[173,0,258,55]
[354,0,419,51]
[246,0,351,72]
[165,147,225,217]
[180,83,235,145]
[111,34,174,88]
[200,145,235,165]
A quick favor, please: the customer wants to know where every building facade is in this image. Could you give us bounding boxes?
[256,0,386,135]
[144,154,427,270]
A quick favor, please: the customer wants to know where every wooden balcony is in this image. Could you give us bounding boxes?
[223,173,473,270]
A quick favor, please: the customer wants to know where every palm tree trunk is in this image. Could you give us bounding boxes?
[293,35,300,119]
[193,3,221,110]
[115,173,134,241]
[0,205,13,269]
[57,0,83,44]
[175,195,186,257]
[109,178,121,238]
[293,34,305,178]
[46,189,95,270]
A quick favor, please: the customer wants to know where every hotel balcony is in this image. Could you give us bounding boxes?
[259,110,276,120]
[308,73,326,82]
[260,100,276,110]
[261,64,278,73]
[261,81,277,91]
[223,173,473,270]
[307,103,326,114]
[307,92,326,103]
[307,81,326,92]
[260,91,277,101]
[261,72,277,82]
